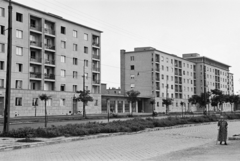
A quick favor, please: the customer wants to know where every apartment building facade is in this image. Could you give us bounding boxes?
[0,1,101,117]
[183,53,233,111]
[121,47,234,113]
[121,47,195,113]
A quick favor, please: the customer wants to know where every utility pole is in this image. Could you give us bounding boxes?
[203,57,207,115]
[166,80,168,114]
[82,63,85,118]
[3,0,13,133]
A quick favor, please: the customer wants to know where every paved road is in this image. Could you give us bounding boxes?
[0,121,240,161]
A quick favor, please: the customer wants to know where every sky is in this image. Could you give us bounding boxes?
[11,0,240,93]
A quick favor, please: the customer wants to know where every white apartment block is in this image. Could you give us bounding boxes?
[0,0,101,117]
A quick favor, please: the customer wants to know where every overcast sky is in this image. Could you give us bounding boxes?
[12,0,240,93]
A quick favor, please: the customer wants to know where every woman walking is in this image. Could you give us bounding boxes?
[217,115,228,145]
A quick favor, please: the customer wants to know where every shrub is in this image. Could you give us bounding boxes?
[1,113,239,138]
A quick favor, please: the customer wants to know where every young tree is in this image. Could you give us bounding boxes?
[126,90,140,116]
[233,95,240,112]
[162,98,173,114]
[211,89,225,113]
[188,93,210,113]
[149,98,156,118]
[76,90,93,118]
[39,94,51,128]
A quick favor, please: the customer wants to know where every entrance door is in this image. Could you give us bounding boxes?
[0,97,4,116]
[72,99,78,114]
[138,100,143,113]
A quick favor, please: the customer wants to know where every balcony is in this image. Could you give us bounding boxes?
[175,89,179,92]
[156,86,160,90]
[30,72,42,79]
[45,59,55,65]
[44,28,55,35]
[30,41,42,47]
[45,44,55,50]
[92,41,100,47]
[92,79,100,84]
[156,77,160,81]
[156,68,160,72]
[30,57,42,63]
[30,24,42,32]
[44,74,55,80]
[92,54,100,59]
[92,67,100,72]
[155,59,160,63]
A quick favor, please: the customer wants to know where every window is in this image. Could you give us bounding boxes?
[0,7,5,17]
[0,61,4,70]
[131,75,135,79]
[73,30,77,38]
[46,99,52,106]
[61,55,66,63]
[16,13,23,22]
[15,80,22,89]
[94,100,98,106]
[130,65,134,70]
[130,84,135,88]
[166,67,169,71]
[17,63,22,72]
[16,30,23,38]
[73,44,77,51]
[162,83,164,88]
[0,79,4,88]
[130,56,134,61]
[85,86,88,91]
[84,46,88,53]
[0,25,4,35]
[73,71,78,78]
[60,84,65,91]
[161,56,164,61]
[85,73,88,79]
[60,98,65,106]
[171,85,173,89]
[61,26,66,34]
[15,97,22,106]
[73,85,77,92]
[162,93,164,97]
[32,98,38,106]
[162,65,164,70]
[84,60,88,67]
[61,41,66,48]
[61,70,66,77]
[84,33,88,40]
[73,58,78,65]
[0,43,4,53]
[161,74,164,80]
[16,47,23,55]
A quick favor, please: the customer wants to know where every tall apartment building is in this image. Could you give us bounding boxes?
[0,1,101,117]
[121,47,234,113]
[183,53,234,95]
[121,47,195,113]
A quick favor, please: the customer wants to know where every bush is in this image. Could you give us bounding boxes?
[1,113,239,138]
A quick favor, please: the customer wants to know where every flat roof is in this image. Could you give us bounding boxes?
[8,0,102,33]
[186,56,231,68]
[123,47,195,64]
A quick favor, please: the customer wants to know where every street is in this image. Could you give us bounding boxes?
[0,121,239,161]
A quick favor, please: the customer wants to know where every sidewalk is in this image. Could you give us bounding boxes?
[155,140,240,161]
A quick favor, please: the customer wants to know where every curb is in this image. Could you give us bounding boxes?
[0,119,239,152]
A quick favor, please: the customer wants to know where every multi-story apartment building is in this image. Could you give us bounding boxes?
[121,47,234,113]
[121,47,195,113]
[183,53,233,111]
[0,1,101,117]
[183,53,233,96]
